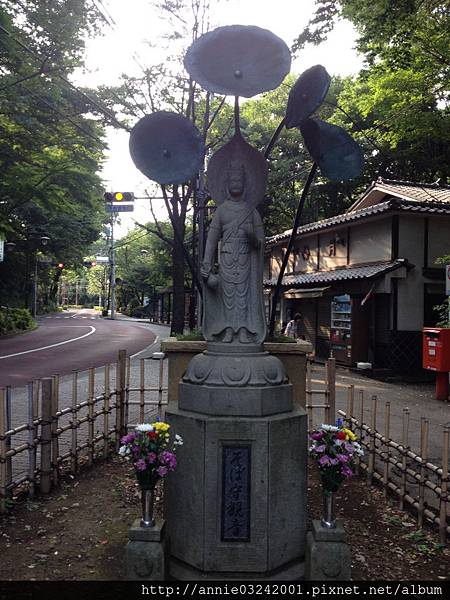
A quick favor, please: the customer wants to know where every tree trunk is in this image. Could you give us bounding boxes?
[171,215,186,335]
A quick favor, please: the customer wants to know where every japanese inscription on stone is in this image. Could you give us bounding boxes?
[221,446,251,542]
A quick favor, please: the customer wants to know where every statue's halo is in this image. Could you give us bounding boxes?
[129,111,205,185]
[207,133,268,206]
[184,25,291,98]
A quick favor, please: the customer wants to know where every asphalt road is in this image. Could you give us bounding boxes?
[0,309,156,388]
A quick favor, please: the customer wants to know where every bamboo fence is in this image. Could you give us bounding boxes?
[306,357,336,426]
[339,387,450,543]
[0,350,168,512]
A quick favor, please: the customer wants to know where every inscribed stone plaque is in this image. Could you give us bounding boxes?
[221,446,251,542]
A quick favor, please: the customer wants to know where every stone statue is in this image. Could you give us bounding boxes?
[201,157,266,346]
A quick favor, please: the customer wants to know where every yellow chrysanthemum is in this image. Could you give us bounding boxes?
[153,421,170,432]
[343,428,356,441]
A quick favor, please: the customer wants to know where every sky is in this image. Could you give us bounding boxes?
[74,0,364,238]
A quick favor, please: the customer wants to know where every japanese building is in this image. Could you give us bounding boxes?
[264,179,450,371]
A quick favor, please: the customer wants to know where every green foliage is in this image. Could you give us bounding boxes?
[0,307,35,335]
[0,1,108,311]
[176,329,204,341]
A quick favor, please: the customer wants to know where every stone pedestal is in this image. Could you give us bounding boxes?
[305,520,351,581]
[165,405,308,579]
[126,520,166,580]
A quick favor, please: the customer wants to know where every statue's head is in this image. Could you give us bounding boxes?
[227,160,246,199]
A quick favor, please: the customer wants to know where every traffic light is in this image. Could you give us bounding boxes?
[104,192,134,202]
[83,260,97,268]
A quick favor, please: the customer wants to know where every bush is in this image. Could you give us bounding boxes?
[0,307,35,336]
[129,305,149,318]
[125,298,141,316]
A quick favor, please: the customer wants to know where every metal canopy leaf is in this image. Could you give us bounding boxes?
[184,25,291,98]
[129,112,205,185]
[300,118,364,182]
[285,65,331,128]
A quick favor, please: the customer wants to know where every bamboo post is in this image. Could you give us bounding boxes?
[103,364,110,459]
[51,375,59,487]
[87,367,95,466]
[32,380,39,492]
[354,389,364,476]
[399,407,410,511]
[158,355,164,418]
[326,358,336,424]
[383,401,391,498]
[125,356,131,428]
[439,426,449,544]
[306,360,312,429]
[347,385,354,421]
[367,395,377,485]
[418,418,429,528]
[71,371,78,473]
[40,378,53,495]
[117,349,127,438]
[139,359,145,423]
[0,389,7,512]
[5,386,12,493]
[27,382,36,498]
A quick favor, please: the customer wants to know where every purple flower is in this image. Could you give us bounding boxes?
[341,465,353,478]
[121,433,135,445]
[336,418,343,428]
[314,444,326,453]
[157,466,168,477]
[160,451,177,469]
[135,459,147,471]
[344,442,355,453]
[311,431,324,441]
[330,458,340,466]
[338,453,349,463]
[319,455,331,466]
[147,452,157,464]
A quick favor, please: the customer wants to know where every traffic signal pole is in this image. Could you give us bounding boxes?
[110,216,116,320]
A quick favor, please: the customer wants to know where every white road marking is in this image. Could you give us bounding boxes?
[130,336,160,359]
[0,326,96,359]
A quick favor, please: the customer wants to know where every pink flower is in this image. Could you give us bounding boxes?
[314,444,326,453]
[310,431,324,441]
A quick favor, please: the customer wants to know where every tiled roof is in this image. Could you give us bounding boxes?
[349,178,450,211]
[264,260,408,287]
[267,179,450,246]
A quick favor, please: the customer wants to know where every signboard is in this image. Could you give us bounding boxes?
[106,204,134,212]
[0,240,4,262]
[446,264,450,296]
[95,256,109,264]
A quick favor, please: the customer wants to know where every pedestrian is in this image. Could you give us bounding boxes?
[284,313,302,338]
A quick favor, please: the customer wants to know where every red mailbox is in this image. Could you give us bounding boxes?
[423,328,450,401]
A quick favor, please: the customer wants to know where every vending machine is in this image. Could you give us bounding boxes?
[330,294,368,365]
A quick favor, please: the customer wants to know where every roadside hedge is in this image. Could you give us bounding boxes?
[0,307,36,336]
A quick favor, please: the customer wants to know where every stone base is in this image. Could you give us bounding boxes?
[126,520,166,580]
[165,405,308,578]
[179,381,292,416]
[169,556,305,581]
[305,520,351,581]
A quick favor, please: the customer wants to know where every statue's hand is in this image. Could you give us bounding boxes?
[200,262,212,279]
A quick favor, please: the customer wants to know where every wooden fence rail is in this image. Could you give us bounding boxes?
[339,391,450,543]
[0,350,168,512]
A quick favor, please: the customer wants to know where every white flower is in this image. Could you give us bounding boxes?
[136,423,154,432]
[321,424,338,432]
[334,438,344,446]
[174,434,184,446]
[118,445,130,456]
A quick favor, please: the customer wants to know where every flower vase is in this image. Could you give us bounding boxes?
[135,469,156,528]
[321,490,336,529]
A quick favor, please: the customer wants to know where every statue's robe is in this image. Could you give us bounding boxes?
[202,200,266,345]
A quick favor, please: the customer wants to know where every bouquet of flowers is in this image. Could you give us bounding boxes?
[309,419,363,493]
[119,419,183,489]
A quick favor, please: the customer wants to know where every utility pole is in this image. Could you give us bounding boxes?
[75,280,78,306]
[33,258,38,318]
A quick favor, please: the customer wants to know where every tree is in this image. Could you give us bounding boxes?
[292,1,450,185]
[0,1,112,310]
[97,0,233,334]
